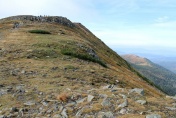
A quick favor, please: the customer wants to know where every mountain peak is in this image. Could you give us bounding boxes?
[122,54,151,66]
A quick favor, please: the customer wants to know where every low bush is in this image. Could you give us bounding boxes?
[61,49,107,68]
[29,30,51,34]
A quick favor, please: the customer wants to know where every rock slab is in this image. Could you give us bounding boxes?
[146,114,161,118]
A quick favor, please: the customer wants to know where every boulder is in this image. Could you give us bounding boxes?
[16,85,25,94]
[98,111,114,118]
[120,94,127,99]
[76,108,84,117]
[118,99,128,108]
[165,107,176,110]
[0,115,6,118]
[76,97,86,104]
[41,100,49,106]
[61,108,68,118]
[99,94,108,99]
[166,95,176,100]
[136,100,147,105]
[130,88,144,96]
[10,107,19,113]
[0,89,7,96]
[103,85,114,89]
[103,112,114,118]
[87,95,94,102]
[24,101,35,106]
[146,114,161,118]
[120,108,127,114]
[13,22,20,29]
[101,97,112,107]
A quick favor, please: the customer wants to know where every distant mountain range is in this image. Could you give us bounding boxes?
[151,57,176,74]
[122,54,176,96]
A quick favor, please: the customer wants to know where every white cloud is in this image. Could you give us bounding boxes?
[155,16,169,23]
[153,21,176,28]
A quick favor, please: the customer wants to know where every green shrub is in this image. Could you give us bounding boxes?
[29,30,51,34]
[61,49,107,68]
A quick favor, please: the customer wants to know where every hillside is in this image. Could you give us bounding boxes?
[0,15,176,117]
[122,54,176,96]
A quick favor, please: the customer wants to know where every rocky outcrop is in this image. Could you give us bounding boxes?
[77,43,99,59]
[1,15,75,28]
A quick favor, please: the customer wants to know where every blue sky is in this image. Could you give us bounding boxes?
[1,0,176,57]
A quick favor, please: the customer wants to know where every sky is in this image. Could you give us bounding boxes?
[1,0,176,58]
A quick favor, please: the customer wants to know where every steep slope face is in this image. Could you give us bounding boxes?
[0,15,176,117]
[122,54,176,96]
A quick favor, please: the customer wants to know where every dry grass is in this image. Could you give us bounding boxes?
[0,94,18,109]
[118,114,145,118]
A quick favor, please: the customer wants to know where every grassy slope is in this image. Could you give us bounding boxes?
[0,19,164,103]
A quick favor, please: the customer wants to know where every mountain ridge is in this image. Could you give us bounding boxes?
[0,15,176,117]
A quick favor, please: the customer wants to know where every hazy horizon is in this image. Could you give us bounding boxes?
[113,45,176,57]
